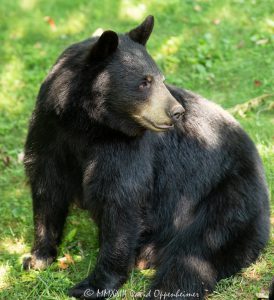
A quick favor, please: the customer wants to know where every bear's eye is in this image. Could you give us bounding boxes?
[139,76,152,90]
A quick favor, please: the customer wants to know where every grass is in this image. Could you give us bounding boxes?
[0,0,273,299]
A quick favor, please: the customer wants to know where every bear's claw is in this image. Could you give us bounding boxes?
[23,255,54,270]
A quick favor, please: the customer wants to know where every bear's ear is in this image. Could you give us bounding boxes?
[128,15,154,46]
[89,30,119,60]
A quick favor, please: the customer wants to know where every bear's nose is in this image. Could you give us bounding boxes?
[170,105,185,122]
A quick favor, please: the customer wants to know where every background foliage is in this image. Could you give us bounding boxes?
[0,0,273,299]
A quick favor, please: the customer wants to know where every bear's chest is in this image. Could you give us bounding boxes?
[80,137,155,218]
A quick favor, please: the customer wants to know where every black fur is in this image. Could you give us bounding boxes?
[23,16,270,299]
[270,278,274,300]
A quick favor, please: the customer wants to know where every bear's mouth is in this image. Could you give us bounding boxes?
[142,117,174,131]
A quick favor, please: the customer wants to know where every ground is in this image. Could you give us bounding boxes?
[0,0,273,299]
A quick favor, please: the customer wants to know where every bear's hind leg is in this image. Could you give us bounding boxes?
[148,248,216,300]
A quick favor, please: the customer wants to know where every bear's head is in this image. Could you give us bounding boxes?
[49,16,185,136]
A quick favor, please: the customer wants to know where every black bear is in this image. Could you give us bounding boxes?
[23,16,270,299]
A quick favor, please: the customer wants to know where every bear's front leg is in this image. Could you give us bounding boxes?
[23,155,73,270]
[69,201,140,299]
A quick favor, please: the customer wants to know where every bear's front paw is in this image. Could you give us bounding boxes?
[23,254,54,270]
[68,278,105,299]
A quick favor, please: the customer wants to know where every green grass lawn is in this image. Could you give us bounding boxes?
[0,0,273,299]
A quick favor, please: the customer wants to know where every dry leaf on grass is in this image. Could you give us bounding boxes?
[3,156,11,167]
[44,16,56,31]
[254,80,262,87]
[58,254,75,269]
